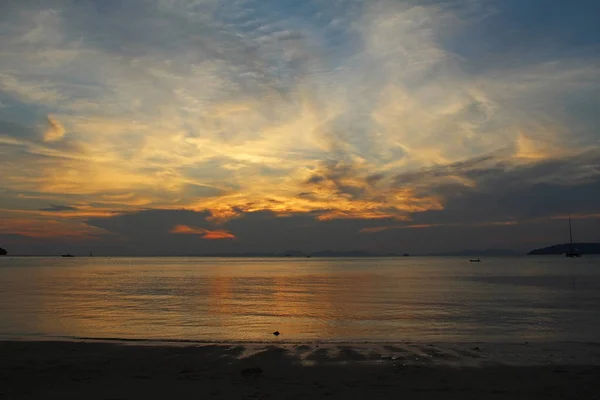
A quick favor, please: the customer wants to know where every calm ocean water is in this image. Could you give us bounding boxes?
[0,256,599,342]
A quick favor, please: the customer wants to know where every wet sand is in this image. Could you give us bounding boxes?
[2,340,600,399]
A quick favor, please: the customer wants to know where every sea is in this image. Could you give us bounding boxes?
[0,256,599,343]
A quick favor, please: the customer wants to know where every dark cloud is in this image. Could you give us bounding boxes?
[302,150,600,224]
[0,117,83,155]
[6,147,600,256]
[185,184,224,199]
[366,173,385,185]
[7,185,600,256]
[86,209,213,238]
[82,208,390,255]
[391,149,600,226]
[306,174,325,184]
[393,153,501,188]
[395,148,599,191]
[40,204,78,212]
[305,159,371,199]
[337,184,365,199]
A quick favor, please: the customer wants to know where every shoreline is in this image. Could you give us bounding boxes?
[2,340,600,399]
[6,334,600,344]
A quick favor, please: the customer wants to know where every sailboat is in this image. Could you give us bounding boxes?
[565,216,581,258]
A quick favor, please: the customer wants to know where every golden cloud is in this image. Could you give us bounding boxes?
[43,115,66,142]
[170,224,236,240]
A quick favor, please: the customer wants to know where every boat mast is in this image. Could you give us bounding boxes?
[569,215,573,245]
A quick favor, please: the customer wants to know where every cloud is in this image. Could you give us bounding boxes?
[0,0,599,253]
[390,149,600,227]
[0,214,109,240]
[78,207,600,255]
[39,204,78,212]
[43,115,66,142]
[170,224,236,240]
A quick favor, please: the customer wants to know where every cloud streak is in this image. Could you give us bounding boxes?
[43,115,66,142]
[39,204,78,212]
[170,224,236,240]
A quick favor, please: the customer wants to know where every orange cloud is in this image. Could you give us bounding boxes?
[202,230,236,240]
[170,224,235,240]
[0,217,108,240]
[43,115,66,142]
[190,185,443,225]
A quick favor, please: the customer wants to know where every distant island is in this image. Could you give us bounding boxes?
[528,243,600,255]
[427,249,520,257]
[193,250,402,258]
[0,247,7,256]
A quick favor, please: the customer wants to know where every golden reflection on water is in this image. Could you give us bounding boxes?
[201,266,385,339]
[0,256,599,341]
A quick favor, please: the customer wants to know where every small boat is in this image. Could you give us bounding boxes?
[403,253,410,257]
[469,259,481,262]
[565,251,581,258]
[61,254,75,258]
[565,216,582,258]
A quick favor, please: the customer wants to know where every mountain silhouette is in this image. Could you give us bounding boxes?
[427,249,519,256]
[193,250,400,257]
[528,243,600,255]
[0,247,7,256]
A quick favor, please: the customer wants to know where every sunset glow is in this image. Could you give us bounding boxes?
[1,0,599,254]
[170,225,236,240]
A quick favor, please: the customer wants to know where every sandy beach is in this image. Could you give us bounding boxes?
[2,340,600,399]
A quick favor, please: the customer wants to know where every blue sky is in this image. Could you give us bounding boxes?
[0,0,599,254]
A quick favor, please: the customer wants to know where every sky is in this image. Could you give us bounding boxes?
[0,0,599,255]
